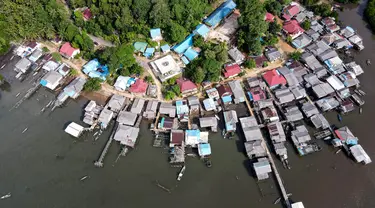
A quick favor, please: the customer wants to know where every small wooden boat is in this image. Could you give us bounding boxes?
[177,165,186,181]
[337,114,342,122]
[0,193,11,200]
[15,93,21,97]
[215,115,220,120]
[22,128,28,134]
[366,59,371,66]
[359,108,363,114]
[358,89,366,96]
[80,176,89,181]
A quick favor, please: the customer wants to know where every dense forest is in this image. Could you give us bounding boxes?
[365,0,375,31]
[69,0,215,44]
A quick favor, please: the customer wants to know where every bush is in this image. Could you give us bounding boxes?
[42,47,50,53]
[164,90,176,100]
[145,75,154,83]
[290,51,302,60]
[69,69,79,76]
[51,52,62,62]
[301,20,311,30]
[244,59,256,69]
[84,78,102,92]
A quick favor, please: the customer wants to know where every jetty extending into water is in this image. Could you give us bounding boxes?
[94,122,117,168]
[244,89,291,208]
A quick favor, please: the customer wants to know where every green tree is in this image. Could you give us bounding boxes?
[149,0,171,28]
[193,35,205,48]
[167,21,188,43]
[301,20,311,30]
[64,24,80,42]
[237,0,268,55]
[265,0,282,16]
[132,0,152,22]
[0,37,10,55]
[145,75,154,83]
[172,85,181,96]
[52,52,62,62]
[204,49,216,60]
[192,67,205,83]
[290,51,302,60]
[84,78,102,92]
[244,59,256,69]
[268,21,282,34]
[164,90,176,100]
[74,11,85,28]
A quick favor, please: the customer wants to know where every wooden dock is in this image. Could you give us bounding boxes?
[94,123,118,167]
[243,84,291,208]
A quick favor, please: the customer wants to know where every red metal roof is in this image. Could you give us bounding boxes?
[265,12,275,22]
[224,64,241,78]
[285,5,300,17]
[262,69,287,87]
[83,8,92,20]
[176,78,197,93]
[283,20,304,35]
[250,87,266,101]
[59,42,79,57]
[171,130,184,145]
[217,85,232,97]
[129,79,148,93]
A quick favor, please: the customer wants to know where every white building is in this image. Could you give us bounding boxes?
[150,55,182,82]
[40,71,63,90]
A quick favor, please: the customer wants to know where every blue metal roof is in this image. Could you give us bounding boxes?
[194,24,210,37]
[133,42,148,52]
[40,79,47,86]
[181,56,190,65]
[83,59,100,74]
[161,44,170,52]
[186,129,201,138]
[222,95,232,103]
[173,34,195,54]
[204,0,236,27]
[143,47,155,58]
[150,28,161,39]
[198,143,212,156]
[184,47,199,61]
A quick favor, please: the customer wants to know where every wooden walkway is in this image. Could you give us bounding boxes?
[94,123,118,167]
[243,83,291,208]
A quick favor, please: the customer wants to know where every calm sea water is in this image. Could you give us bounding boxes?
[1,2,375,208]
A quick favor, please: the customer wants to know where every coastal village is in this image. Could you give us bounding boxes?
[5,0,372,207]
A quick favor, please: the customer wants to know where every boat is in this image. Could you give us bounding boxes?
[215,115,220,120]
[204,158,212,168]
[358,89,366,96]
[15,93,21,97]
[366,59,371,66]
[337,114,342,122]
[0,193,11,200]
[359,108,363,114]
[177,165,186,181]
[22,128,28,134]
[80,176,89,181]
[46,101,53,108]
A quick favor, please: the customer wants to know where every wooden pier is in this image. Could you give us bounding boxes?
[243,83,291,208]
[94,123,118,167]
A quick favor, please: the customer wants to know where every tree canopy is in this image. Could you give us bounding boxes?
[84,78,102,91]
[237,0,268,55]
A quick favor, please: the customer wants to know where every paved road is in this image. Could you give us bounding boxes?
[88,34,115,47]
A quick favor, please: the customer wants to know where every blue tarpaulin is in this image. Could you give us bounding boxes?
[222,95,232,103]
[184,47,199,61]
[194,24,210,37]
[204,0,236,27]
[40,79,47,86]
[173,34,195,54]
[198,143,212,156]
